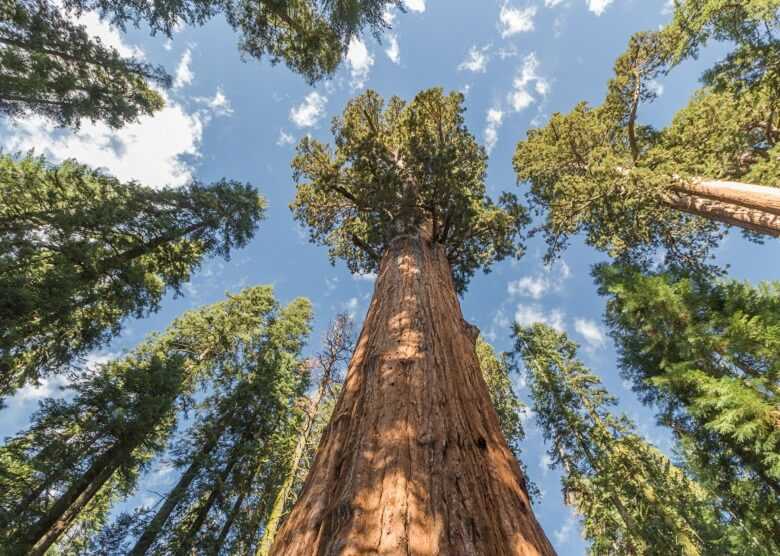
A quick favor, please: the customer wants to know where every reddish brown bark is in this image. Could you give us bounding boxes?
[270,232,555,555]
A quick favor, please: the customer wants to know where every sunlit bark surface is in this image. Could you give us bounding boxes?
[270,232,556,555]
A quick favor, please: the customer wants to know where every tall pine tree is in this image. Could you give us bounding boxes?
[0,0,170,128]
[514,323,759,555]
[270,88,554,554]
[595,263,780,548]
[122,295,312,555]
[0,285,287,554]
[0,154,265,398]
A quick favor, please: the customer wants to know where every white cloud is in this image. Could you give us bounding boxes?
[647,78,665,97]
[574,318,606,350]
[508,53,550,112]
[554,512,579,545]
[382,7,397,25]
[290,91,328,128]
[195,87,233,117]
[3,97,205,188]
[342,297,360,319]
[484,107,503,154]
[538,453,553,476]
[458,45,490,73]
[662,0,675,15]
[77,11,143,59]
[385,34,401,64]
[403,0,426,12]
[544,0,566,6]
[173,47,194,89]
[515,304,565,331]
[276,129,295,146]
[346,38,374,89]
[588,0,614,16]
[353,271,377,282]
[507,260,571,299]
[499,4,537,37]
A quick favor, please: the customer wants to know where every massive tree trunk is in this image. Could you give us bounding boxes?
[664,178,780,236]
[270,232,555,555]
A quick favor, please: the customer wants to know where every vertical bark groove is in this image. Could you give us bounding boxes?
[270,233,555,555]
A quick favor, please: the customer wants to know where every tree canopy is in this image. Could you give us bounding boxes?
[1,0,170,128]
[514,323,760,555]
[0,154,265,399]
[595,263,780,548]
[290,87,528,292]
[513,1,779,268]
[63,0,403,83]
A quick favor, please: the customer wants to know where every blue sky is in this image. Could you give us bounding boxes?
[2,1,780,553]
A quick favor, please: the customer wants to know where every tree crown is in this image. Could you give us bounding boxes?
[291,88,528,292]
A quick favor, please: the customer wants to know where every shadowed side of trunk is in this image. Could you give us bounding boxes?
[270,233,556,555]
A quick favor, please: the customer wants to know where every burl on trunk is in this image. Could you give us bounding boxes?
[271,232,555,555]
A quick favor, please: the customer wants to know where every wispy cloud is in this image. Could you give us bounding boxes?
[290,92,327,128]
[276,129,295,146]
[346,38,375,89]
[403,0,426,12]
[385,34,401,64]
[574,318,606,350]
[588,0,614,16]
[499,4,537,37]
[484,107,503,154]
[173,47,194,89]
[507,261,571,299]
[508,53,550,112]
[515,304,566,331]
[458,44,491,73]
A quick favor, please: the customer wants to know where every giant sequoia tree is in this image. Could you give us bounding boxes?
[513,1,780,268]
[595,264,780,547]
[0,154,265,398]
[514,323,762,556]
[0,285,304,554]
[269,88,554,555]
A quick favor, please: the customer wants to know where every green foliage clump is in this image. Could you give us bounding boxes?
[63,0,402,84]
[513,323,760,555]
[595,263,780,549]
[291,88,528,292]
[0,154,265,398]
[0,286,311,554]
[0,0,170,128]
[513,1,779,267]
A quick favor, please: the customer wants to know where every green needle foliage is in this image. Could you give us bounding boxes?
[0,154,265,399]
[513,323,758,556]
[0,285,301,554]
[513,1,779,268]
[63,0,403,84]
[290,87,528,292]
[110,296,312,555]
[595,263,780,548]
[1,0,170,128]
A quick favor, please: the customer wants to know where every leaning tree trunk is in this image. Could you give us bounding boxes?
[664,178,780,236]
[270,232,556,555]
[22,442,130,556]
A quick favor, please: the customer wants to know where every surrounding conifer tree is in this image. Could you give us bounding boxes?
[513,2,779,268]
[0,154,265,399]
[256,313,354,556]
[0,0,170,128]
[122,295,312,556]
[270,87,554,555]
[595,263,780,548]
[62,0,402,83]
[513,323,763,556]
[0,285,289,554]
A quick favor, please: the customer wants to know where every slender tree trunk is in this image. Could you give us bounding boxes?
[129,432,222,556]
[270,232,556,555]
[22,442,130,556]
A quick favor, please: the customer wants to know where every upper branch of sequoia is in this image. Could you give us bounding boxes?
[290,88,529,293]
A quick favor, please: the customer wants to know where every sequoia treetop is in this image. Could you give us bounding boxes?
[291,87,528,292]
